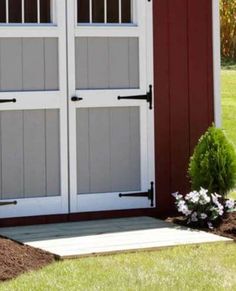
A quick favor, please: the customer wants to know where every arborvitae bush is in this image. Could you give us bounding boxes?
[188,125,236,197]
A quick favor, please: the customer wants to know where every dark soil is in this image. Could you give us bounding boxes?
[166,212,236,241]
[0,236,56,282]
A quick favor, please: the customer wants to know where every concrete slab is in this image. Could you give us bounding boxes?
[0,217,232,258]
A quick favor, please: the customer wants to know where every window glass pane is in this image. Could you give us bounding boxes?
[25,0,37,23]
[121,0,131,23]
[9,0,22,23]
[107,0,119,23]
[0,0,6,23]
[78,0,90,23]
[92,0,104,23]
[40,0,51,23]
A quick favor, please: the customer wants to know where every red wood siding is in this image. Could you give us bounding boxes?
[153,0,214,215]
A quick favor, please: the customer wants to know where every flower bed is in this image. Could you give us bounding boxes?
[172,188,236,229]
[166,211,236,241]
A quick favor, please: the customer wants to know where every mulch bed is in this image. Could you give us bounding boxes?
[166,212,236,241]
[0,236,56,282]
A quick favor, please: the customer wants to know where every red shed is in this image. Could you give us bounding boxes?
[0,0,220,226]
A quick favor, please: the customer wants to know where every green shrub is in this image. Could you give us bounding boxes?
[188,125,236,197]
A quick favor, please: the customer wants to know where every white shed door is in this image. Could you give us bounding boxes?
[0,1,69,218]
[0,0,154,218]
[68,0,155,212]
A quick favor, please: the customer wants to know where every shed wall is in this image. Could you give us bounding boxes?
[153,0,214,215]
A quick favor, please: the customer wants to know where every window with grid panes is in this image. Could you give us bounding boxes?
[77,0,132,24]
[0,0,51,24]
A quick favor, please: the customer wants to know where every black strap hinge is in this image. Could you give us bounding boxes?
[0,201,17,206]
[119,182,154,207]
[118,85,153,110]
[0,98,16,103]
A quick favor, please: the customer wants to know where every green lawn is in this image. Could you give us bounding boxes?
[222,70,236,148]
[221,70,236,199]
[1,243,236,291]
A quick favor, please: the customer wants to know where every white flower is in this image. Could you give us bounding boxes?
[210,193,224,215]
[177,200,186,207]
[191,212,198,222]
[199,188,210,204]
[182,206,191,216]
[199,198,209,205]
[210,207,221,219]
[199,188,208,196]
[177,200,191,216]
[200,213,208,219]
[185,191,199,203]
[225,199,235,210]
[217,204,224,216]
[207,222,214,229]
[172,192,183,200]
[211,194,219,205]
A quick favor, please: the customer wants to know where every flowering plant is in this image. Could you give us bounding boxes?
[172,188,236,229]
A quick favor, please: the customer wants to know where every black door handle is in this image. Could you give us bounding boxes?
[0,98,16,103]
[71,96,83,102]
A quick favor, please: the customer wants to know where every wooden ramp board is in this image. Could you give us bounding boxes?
[0,217,232,258]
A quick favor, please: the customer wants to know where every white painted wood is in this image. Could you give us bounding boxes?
[146,0,155,206]
[0,26,59,38]
[104,0,107,23]
[212,0,221,128]
[37,0,40,24]
[0,0,154,217]
[6,0,9,24]
[75,26,139,38]
[0,217,232,258]
[0,1,69,218]
[89,0,92,23]
[68,0,155,212]
[119,0,122,23]
[22,0,25,23]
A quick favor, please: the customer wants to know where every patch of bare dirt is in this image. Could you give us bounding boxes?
[166,212,236,241]
[0,236,56,282]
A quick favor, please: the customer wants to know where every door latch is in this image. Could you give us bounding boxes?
[117,85,152,110]
[71,96,83,102]
[119,182,154,207]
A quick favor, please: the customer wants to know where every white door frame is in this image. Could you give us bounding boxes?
[67,0,155,213]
